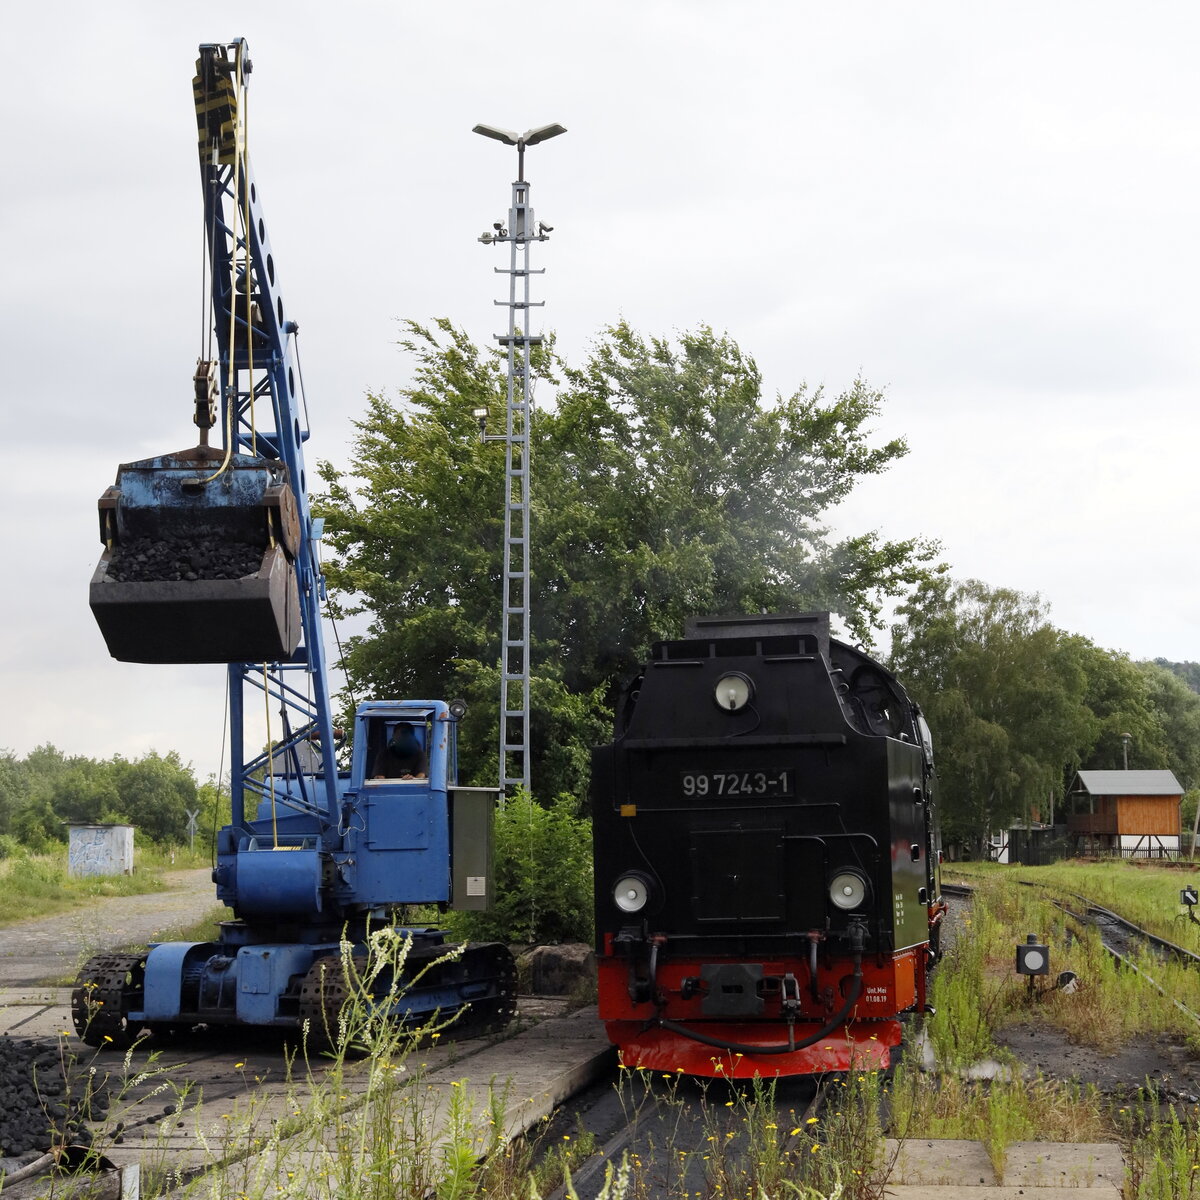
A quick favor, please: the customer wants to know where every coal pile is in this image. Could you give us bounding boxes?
[0,1036,110,1157]
[105,536,264,583]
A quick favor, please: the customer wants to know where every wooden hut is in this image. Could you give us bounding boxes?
[1067,769,1183,858]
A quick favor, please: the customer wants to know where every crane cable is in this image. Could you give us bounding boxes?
[195,42,248,486]
[229,46,276,836]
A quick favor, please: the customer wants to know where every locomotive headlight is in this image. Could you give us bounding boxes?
[828,869,869,911]
[713,672,753,712]
[613,872,652,914]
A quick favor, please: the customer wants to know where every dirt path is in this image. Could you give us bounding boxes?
[0,868,219,986]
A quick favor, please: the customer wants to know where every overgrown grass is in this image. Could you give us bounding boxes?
[156,928,604,1200]
[0,843,213,928]
[953,858,1200,950]
[938,863,1200,1050]
[890,1069,1110,1181]
[927,859,1200,1195]
[39,855,1200,1198]
[0,853,167,926]
[1118,1097,1200,1200]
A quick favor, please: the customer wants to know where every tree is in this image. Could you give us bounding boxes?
[890,578,1092,851]
[1059,637,1168,772]
[1153,658,1200,696]
[317,319,937,797]
[0,745,202,848]
[0,751,32,836]
[445,791,593,944]
[48,761,121,827]
[110,752,197,844]
[1138,661,1200,789]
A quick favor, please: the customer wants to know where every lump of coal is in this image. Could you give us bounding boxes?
[105,536,264,583]
[0,1036,112,1155]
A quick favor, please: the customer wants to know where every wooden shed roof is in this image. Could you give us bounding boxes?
[1073,769,1183,796]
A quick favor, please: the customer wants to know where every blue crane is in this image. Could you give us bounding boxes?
[79,40,515,1049]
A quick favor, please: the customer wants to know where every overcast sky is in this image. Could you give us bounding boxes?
[3,1,1196,777]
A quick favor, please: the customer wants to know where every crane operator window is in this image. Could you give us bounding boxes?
[370,721,429,781]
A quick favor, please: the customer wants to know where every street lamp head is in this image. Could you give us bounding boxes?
[472,122,567,148]
[521,122,567,146]
[472,123,521,146]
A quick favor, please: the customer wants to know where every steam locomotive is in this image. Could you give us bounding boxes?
[592,613,944,1078]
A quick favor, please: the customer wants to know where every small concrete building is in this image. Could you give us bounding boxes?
[1067,769,1183,858]
[67,823,135,876]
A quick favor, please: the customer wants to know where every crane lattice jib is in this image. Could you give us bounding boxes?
[194,41,339,829]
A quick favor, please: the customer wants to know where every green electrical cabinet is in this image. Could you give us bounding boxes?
[450,787,500,911]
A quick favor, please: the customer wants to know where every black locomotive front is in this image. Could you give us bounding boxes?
[592,612,943,1077]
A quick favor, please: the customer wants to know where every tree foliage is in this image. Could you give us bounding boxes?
[316,319,937,796]
[0,745,200,848]
[445,791,593,944]
[890,578,1091,849]
[891,577,1200,850]
[1154,658,1200,696]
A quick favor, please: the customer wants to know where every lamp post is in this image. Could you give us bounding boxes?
[1121,732,1132,771]
[472,122,565,795]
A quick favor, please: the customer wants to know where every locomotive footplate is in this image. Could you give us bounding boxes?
[606,1016,903,1079]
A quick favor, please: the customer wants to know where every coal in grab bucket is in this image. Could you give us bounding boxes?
[90,445,302,664]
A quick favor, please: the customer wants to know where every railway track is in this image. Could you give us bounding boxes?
[945,878,1200,1028]
[542,1069,830,1200]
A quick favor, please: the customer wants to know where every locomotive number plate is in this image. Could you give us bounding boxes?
[680,769,794,799]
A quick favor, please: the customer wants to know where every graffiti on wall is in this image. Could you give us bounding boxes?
[68,825,134,877]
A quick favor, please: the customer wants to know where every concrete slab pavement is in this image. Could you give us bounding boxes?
[880,1137,1124,1197]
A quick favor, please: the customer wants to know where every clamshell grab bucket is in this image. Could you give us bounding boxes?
[89,445,302,664]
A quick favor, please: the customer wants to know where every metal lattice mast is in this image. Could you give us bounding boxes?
[474,122,565,794]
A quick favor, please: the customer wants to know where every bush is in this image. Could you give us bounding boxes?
[448,792,593,945]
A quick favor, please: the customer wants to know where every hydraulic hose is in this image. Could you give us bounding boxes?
[654,922,868,1057]
[656,973,863,1056]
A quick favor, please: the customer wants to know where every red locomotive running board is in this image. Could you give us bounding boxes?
[606,1017,903,1078]
[597,950,921,1077]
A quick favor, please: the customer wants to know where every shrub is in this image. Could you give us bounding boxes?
[447,791,593,945]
